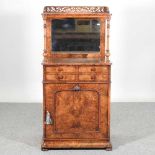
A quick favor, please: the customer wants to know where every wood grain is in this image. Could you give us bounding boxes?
[42,6,112,150]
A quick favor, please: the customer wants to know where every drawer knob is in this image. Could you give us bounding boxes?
[57,74,63,80]
[103,67,107,70]
[91,67,96,71]
[91,74,96,80]
[58,68,63,72]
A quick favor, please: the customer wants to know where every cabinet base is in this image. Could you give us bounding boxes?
[41,139,112,151]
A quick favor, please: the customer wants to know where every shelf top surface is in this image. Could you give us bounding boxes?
[42,58,111,66]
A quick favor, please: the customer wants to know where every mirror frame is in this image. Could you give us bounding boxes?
[42,6,111,59]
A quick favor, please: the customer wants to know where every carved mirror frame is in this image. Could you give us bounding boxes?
[42,6,111,62]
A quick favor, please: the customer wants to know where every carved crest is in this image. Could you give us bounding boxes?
[44,6,109,14]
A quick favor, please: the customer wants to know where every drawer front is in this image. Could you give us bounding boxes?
[79,66,109,74]
[79,74,109,82]
[46,74,76,81]
[46,66,76,73]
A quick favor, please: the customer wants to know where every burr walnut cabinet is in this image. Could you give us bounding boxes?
[41,6,112,150]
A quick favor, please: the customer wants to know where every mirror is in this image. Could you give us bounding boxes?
[52,18,100,52]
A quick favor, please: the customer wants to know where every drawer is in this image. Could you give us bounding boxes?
[46,74,76,81]
[79,66,109,74]
[79,74,109,82]
[45,66,76,73]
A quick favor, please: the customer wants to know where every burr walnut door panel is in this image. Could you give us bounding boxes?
[55,90,99,133]
[45,83,109,139]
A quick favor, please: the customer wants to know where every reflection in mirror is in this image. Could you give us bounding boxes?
[52,18,100,52]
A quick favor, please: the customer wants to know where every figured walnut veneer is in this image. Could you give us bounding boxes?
[42,6,112,151]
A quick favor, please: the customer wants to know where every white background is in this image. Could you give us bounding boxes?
[0,0,155,103]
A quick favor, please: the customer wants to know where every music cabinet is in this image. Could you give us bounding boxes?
[41,6,112,150]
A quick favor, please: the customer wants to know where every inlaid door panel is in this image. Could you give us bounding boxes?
[44,83,108,139]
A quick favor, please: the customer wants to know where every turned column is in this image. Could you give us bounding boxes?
[105,17,111,63]
[42,15,51,62]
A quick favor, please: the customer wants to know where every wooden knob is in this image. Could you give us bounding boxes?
[58,68,63,72]
[57,74,63,80]
[91,74,96,80]
[91,67,96,71]
[103,67,107,70]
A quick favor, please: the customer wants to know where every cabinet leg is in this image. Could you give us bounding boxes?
[106,146,112,151]
[41,147,49,151]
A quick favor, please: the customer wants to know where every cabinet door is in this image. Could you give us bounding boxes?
[44,83,109,139]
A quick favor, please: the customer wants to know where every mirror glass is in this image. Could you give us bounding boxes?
[51,18,100,52]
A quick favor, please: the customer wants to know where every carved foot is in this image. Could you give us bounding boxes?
[106,147,112,151]
[41,147,49,151]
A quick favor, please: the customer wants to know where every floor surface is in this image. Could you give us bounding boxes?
[0,102,155,155]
